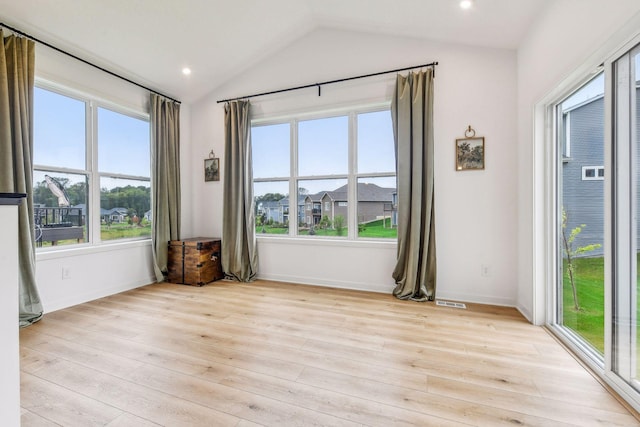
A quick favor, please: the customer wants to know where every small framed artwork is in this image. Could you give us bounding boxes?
[204,158,220,182]
[455,137,485,171]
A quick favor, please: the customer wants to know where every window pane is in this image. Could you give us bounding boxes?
[34,87,86,170]
[299,116,348,176]
[298,179,348,237]
[357,111,395,174]
[100,177,151,240]
[98,107,150,176]
[253,123,290,178]
[254,181,289,234]
[357,177,397,239]
[33,171,88,247]
[558,73,605,355]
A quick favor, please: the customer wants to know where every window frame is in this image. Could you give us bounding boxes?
[34,79,151,250]
[251,102,396,241]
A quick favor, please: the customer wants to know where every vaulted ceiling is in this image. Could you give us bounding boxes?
[0,0,550,102]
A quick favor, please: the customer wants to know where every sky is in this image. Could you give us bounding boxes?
[562,55,640,111]
[252,110,396,197]
[33,87,150,190]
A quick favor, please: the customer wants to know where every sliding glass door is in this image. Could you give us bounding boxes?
[552,40,640,410]
[556,74,605,358]
[611,44,640,392]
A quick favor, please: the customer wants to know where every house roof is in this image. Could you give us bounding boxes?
[279,195,306,205]
[305,183,395,203]
[259,200,280,209]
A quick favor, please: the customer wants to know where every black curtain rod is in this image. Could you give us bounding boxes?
[0,22,181,104]
[216,61,438,104]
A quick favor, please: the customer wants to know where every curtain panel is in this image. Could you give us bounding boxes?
[0,30,43,326]
[150,93,181,282]
[391,69,436,301]
[222,100,258,282]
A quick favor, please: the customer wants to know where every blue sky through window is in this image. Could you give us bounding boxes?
[34,87,85,170]
[98,107,150,178]
[34,87,150,190]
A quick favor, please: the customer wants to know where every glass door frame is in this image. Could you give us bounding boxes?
[544,34,640,413]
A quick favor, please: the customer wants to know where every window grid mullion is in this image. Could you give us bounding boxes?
[88,100,101,244]
[291,119,298,236]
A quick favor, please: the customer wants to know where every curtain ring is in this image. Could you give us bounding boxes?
[464,125,476,138]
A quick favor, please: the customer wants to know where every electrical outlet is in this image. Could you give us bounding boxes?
[62,266,70,280]
[481,264,491,277]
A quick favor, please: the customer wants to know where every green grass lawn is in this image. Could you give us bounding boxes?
[256,218,397,238]
[562,256,605,353]
[101,223,151,240]
[562,253,640,356]
[358,218,397,238]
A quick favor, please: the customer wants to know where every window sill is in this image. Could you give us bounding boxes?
[256,235,397,249]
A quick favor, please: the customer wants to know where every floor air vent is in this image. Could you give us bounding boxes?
[435,300,467,309]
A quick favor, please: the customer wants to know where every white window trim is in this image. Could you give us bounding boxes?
[252,103,396,242]
[538,28,640,414]
[34,80,151,251]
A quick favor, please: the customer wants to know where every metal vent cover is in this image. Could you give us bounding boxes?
[435,300,467,309]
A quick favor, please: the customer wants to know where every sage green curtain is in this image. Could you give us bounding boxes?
[222,100,258,282]
[0,30,43,326]
[391,69,436,301]
[150,93,181,282]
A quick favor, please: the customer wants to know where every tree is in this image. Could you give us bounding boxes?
[457,142,470,164]
[562,209,601,310]
[319,214,331,230]
[334,215,345,236]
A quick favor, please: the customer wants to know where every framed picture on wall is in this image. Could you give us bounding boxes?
[204,158,220,181]
[455,137,485,171]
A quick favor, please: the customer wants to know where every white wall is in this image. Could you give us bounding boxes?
[190,28,519,306]
[516,0,640,323]
[33,43,193,312]
[0,204,20,426]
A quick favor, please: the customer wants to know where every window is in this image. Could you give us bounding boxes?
[33,84,150,248]
[554,73,605,360]
[551,41,640,410]
[252,106,397,239]
[581,166,605,180]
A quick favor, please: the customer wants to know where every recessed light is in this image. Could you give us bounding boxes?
[460,0,473,9]
[182,67,192,76]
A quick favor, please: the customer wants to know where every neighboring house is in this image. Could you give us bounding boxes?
[303,193,323,226]
[256,200,281,223]
[561,94,604,256]
[302,183,396,227]
[353,183,396,224]
[279,195,306,225]
[144,210,152,222]
[106,207,128,223]
[561,88,640,257]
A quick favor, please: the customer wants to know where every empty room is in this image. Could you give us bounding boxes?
[3,1,640,426]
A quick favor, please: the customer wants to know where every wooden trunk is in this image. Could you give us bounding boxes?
[167,237,223,286]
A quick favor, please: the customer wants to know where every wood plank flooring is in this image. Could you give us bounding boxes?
[19,279,640,426]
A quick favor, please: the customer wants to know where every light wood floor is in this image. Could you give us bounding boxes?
[19,280,640,426]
